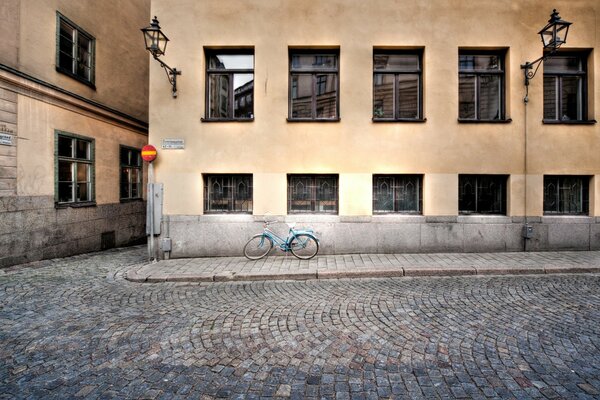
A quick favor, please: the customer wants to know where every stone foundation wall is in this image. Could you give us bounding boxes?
[0,196,146,267]
[161,214,600,258]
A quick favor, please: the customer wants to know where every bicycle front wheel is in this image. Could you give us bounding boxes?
[290,234,319,260]
[243,234,273,260]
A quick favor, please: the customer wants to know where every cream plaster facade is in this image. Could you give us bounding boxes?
[148,0,600,256]
[0,0,150,267]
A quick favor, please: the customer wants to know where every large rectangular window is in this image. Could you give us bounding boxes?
[206,50,254,120]
[204,174,252,213]
[373,175,422,214]
[543,53,588,122]
[120,146,142,200]
[56,132,94,204]
[373,50,423,121]
[289,50,339,120]
[543,175,589,215]
[288,175,338,214]
[458,51,505,121]
[56,13,95,86]
[459,175,507,215]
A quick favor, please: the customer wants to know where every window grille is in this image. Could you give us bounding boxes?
[288,175,338,214]
[204,174,253,213]
[459,175,507,215]
[543,175,589,215]
[373,175,422,213]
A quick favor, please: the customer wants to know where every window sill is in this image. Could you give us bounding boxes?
[203,211,253,215]
[56,67,96,90]
[457,118,512,124]
[55,201,96,209]
[286,118,341,123]
[542,119,597,125]
[120,198,144,203]
[372,118,426,123]
[201,118,254,123]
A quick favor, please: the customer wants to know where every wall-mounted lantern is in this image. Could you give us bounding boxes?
[141,16,181,98]
[521,9,572,88]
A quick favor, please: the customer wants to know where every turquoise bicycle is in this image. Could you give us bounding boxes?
[243,221,319,260]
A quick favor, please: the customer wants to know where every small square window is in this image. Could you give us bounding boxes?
[459,175,507,215]
[288,175,338,214]
[543,175,589,215]
[204,174,253,213]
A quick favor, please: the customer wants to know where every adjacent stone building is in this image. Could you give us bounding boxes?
[0,0,150,267]
[146,0,599,258]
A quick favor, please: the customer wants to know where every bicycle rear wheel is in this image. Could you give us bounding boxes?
[244,235,273,260]
[290,234,319,260]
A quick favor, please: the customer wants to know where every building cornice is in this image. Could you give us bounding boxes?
[0,64,148,135]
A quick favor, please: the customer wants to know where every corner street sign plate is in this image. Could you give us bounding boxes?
[0,133,13,146]
[162,138,185,149]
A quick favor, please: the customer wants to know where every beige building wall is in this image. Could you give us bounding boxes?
[147,0,599,255]
[149,0,599,219]
[0,0,150,122]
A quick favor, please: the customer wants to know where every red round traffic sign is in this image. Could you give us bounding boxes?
[141,144,157,162]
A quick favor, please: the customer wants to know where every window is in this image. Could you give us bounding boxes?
[56,132,94,204]
[204,174,252,213]
[373,50,423,120]
[205,50,254,120]
[289,50,339,120]
[288,175,338,214]
[120,146,142,200]
[543,176,589,215]
[543,53,588,122]
[56,13,95,86]
[458,51,505,121]
[373,175,422,214]
[459,175,507,215]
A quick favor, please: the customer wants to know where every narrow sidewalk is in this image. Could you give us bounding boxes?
[125,251,600,283]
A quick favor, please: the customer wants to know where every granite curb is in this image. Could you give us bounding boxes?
[124,262,600,283]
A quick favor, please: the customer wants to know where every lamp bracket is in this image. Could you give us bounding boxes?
[153,55,181,98]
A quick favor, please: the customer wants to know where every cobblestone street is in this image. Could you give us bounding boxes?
[1,246,600,399]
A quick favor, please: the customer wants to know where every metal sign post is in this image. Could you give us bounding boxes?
[142,145,158,262]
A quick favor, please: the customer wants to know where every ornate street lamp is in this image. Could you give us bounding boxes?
[521,9,572,88]
[141,16,181,98]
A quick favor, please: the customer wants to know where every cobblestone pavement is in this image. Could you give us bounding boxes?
[1,246,600,399]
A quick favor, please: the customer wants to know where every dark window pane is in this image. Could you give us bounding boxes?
[459,55,500,71]
[233,74,254,118]
[121,168,131,199]
[291,54,337,70]
[459,75,476,119]
[58,136,73,157]
[459,175,506,214]
[544,176,589,215]
[58,160,72,181]
[373,176,394,212]
[374,54,419,71]
[290,74,313,118]
[58,182,73,202]
[204,175,252,213]
[561,76,582,121]
[397,74,419,119]
[544,56,582,73]
[478,74,501,120]
[373,74,394,119]
[208,74,230,118]
[208,54,253,70]
[77,182,89,201]
[543,76,558,120]
[75,139,89,159]
[315,74,337,119]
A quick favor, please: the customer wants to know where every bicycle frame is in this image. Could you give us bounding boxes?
[261,224,317,252]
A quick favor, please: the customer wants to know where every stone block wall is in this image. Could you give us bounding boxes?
[0,196,146,267]
[162,214,600,258]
